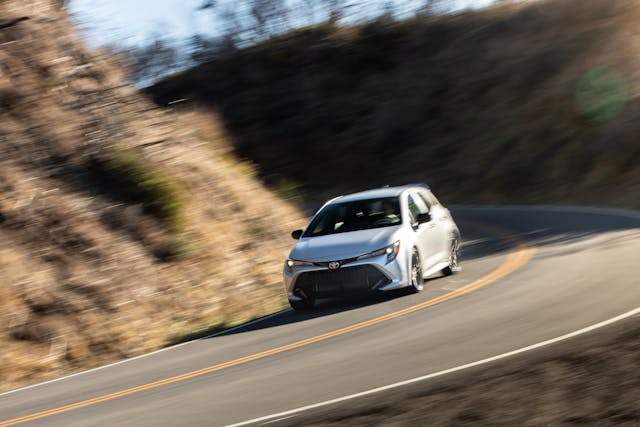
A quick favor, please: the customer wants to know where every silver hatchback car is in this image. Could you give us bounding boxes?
[284,184,461,310]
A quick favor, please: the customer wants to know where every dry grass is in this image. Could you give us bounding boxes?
[0,0,305,391]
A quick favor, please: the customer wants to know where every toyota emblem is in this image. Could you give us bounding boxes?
[328,261,340,270]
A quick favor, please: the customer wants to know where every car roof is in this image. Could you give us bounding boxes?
[331,184,430,204]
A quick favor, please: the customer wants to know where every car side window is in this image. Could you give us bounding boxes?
[407,193,428,224]
[418,193,433,212]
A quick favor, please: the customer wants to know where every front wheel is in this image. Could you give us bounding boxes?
[289,298,315,311]
[442,236,460,276]
[409,248,424,293]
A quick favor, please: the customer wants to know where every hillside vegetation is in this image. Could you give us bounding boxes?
[149,0,640,207]
[0,0,303,391]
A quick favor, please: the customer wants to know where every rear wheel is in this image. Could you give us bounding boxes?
[442,236,460,276]
[409,248,424,293]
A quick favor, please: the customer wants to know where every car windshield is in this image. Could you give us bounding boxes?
[303,197,402,237]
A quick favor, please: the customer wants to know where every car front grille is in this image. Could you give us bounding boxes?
[293,265,391,299]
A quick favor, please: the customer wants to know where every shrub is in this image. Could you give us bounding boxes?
[152,234,192,262]
[96,147,184,231]
[274,178,302,201]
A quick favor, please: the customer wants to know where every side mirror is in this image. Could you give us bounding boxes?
[291,229,303,240]
[416,212,431,224]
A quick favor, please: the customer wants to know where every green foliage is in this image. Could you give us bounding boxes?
[99,147,184,231]
[274,179,302,201]
[152,234,192,262]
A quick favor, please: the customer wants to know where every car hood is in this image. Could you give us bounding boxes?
[290,226,401,262]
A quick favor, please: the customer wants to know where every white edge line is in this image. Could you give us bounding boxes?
[261,416,297,425]
[0,309,289,397]
[226,306,640,427]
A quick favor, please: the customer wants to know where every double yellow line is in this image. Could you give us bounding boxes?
[0,223,535,426]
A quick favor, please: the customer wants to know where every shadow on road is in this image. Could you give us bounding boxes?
[454,207,640,261]
[209,290,413,338]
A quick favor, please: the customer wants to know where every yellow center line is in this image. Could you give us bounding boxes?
[0,223,536,426]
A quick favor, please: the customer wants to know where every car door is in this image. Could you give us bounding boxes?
[417,190,448,262]
[407,192,440,272]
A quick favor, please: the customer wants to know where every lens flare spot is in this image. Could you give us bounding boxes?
[575,67,628,122]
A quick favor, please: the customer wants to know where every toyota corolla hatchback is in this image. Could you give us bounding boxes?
[284,184,461,310]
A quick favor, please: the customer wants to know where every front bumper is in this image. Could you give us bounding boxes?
[284,254,409,301]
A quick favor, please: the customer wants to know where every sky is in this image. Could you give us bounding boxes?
[68,0,499,48]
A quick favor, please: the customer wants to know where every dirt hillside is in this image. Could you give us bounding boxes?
[0,0,303,391]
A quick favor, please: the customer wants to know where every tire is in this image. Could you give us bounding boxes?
[442,235,460,276]
[409,247,424,293]
[289,298,314,311]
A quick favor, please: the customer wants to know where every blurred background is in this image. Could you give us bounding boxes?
[0,0,638,392]
[71,0,640,207]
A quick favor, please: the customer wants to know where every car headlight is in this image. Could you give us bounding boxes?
[285,258,314,273]
[357,241,400,264]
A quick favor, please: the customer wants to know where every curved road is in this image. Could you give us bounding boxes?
[1,207,639,426]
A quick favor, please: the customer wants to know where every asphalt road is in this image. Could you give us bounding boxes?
[1,206,639,427]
